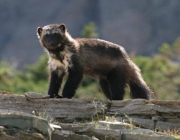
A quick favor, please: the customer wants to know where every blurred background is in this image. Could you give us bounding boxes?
[0,0,180,100]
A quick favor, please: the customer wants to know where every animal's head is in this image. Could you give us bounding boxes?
[37,24,67,51]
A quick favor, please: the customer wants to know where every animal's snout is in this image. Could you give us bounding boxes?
[48,41,56,47]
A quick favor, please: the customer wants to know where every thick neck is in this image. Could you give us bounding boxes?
[48,47,64,61]
[48,45,65,53]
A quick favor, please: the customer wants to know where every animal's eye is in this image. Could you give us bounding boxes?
[42,37,47,44]
[43,35,49,40]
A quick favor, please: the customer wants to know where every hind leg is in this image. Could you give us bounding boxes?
[128,67,152,100]
[106,69,126,100]
[129,79,151,100]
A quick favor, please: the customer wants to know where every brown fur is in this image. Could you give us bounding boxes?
[37,23,153,100]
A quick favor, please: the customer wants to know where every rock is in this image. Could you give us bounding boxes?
[58,123,95,133]
[108,99,180,115]
[98,121,133,129]
[156,121,180,131]
[24,92,50,100]
[0,93,179,139]
[109,99,180,132]
[0,126,5,133]
[99,121,156,134]
[57,121,177,140]
[0,131,15,140]
[17,131,45,140]
[84,128,120,140]
[52,130,94,140]
[120,117,155,130]
[0,93,106,123]
[0,112,53,140]
[49,123,62,130]
[121,134,177,140]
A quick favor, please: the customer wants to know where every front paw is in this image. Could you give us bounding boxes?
[49,94,63,98]
[54,95,63,98]
[49,95,54,98]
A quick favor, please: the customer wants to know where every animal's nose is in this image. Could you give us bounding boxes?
[49,42,55,46]
[49,43,53,46]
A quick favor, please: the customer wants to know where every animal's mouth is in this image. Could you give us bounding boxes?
[46,43,61,50]
[47,46,59,50]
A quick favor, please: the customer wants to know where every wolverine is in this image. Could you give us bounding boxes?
[37,23,153,100]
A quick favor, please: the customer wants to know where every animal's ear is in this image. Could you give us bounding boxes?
[59,24,66,33]
[37,27,43,36]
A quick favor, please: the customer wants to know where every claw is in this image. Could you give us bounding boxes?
[54,95,63,98]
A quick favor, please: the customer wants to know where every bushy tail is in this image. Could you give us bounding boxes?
[129,75,153,100]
